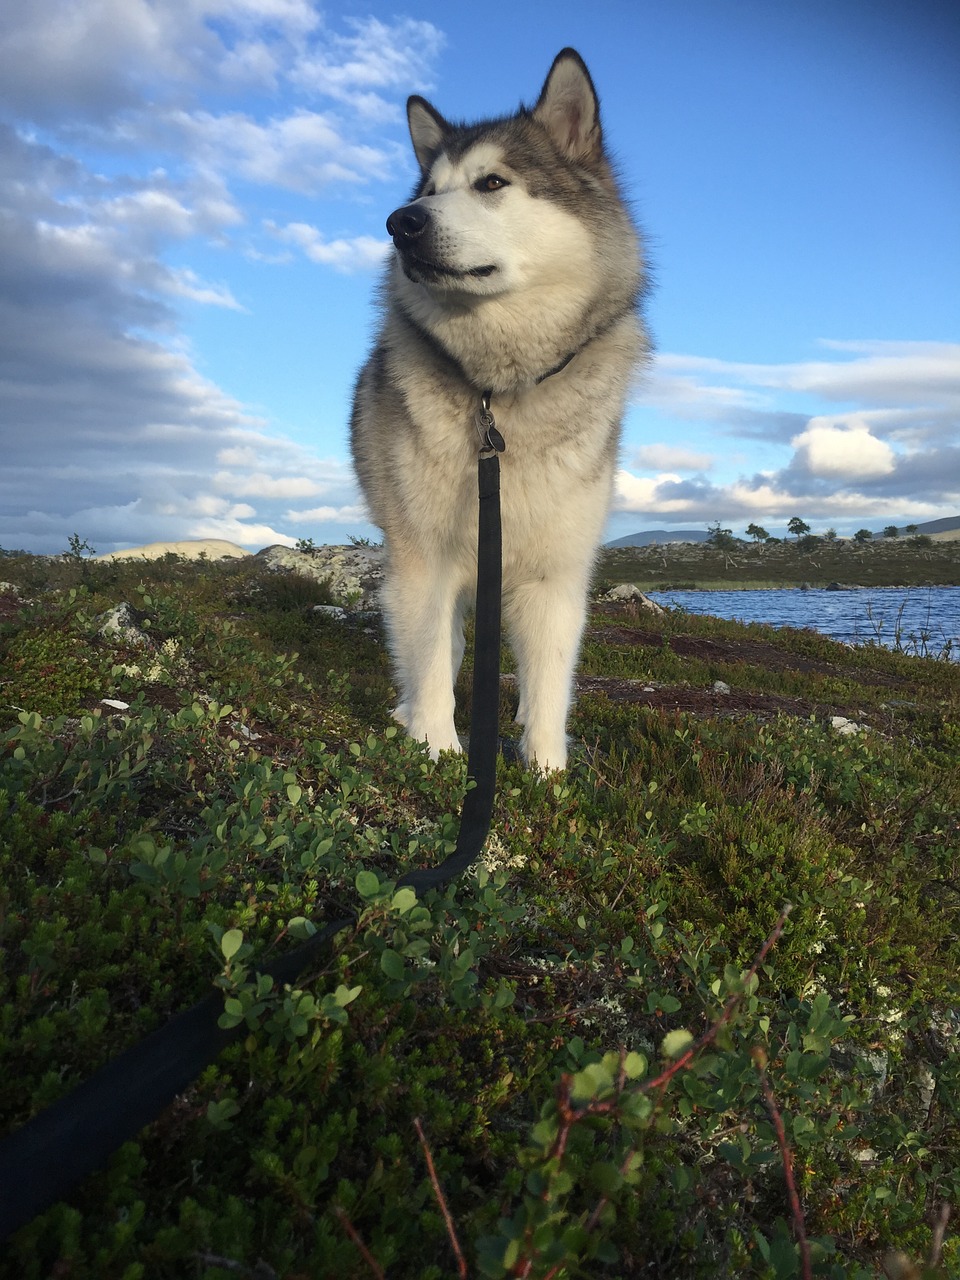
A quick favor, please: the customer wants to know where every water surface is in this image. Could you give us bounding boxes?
[646,586,959,658]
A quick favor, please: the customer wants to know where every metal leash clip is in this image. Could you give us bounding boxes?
[476,391,505,456]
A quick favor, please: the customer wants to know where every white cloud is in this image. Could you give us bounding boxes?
[611,464,953,528]
[188,516,297,547]
[213,470,326,499]
[171,108,397,192]
[613,471,683,512]
[630,443,714,472]
[164,267,245,308]
[654,341,960,420]
[270,220,389,271]
[284,503,369,524]
[290,15,445,116]
[625,340,960,529]
[0,5,443,553]
[789,418,895,479]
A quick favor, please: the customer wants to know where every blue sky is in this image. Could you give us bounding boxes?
[1,0,958,554]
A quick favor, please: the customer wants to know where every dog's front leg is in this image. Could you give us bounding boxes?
[505,574,589,772]
[382,555,467,757]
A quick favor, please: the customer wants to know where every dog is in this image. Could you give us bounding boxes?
[350,48,648,770]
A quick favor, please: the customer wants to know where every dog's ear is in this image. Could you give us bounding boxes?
[533,48,602,167]
[407,96,448,173]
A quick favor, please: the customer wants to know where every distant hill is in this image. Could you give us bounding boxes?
[608,515,960,549]
[606,529,711,548]
[870,516,960,541]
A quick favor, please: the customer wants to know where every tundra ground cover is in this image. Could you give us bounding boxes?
[0,552,958,1278]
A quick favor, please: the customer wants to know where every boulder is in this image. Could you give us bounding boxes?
[96,603,151,647]
[599,583,665,615]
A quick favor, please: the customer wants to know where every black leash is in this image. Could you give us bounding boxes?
[0,416,504,1242]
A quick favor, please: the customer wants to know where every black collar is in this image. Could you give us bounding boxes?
[535,350,576,383]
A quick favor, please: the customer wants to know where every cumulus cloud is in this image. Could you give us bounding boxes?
[0,4,443,552]
[621,341,960,532]
[789,418,895,479]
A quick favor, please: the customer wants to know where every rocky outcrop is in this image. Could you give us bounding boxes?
[255,544,384,609]
[597,582,665,615]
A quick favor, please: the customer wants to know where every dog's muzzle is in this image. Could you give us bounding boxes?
[386,203,496,280]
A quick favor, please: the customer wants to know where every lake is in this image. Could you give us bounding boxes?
[646,585,960,659]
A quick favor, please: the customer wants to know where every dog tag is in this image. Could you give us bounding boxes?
[477,394,506,454]
[483,423,505,453]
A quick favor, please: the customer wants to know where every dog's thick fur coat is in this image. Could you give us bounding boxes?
[351,49,648,769]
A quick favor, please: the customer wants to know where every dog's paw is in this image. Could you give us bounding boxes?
[521,729,568,773]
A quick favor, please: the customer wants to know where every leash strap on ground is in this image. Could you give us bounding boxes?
[0,452,503,1242]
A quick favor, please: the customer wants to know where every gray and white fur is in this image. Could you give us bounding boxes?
[351,48,649,770]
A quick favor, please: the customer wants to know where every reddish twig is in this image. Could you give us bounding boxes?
[334,1206,385,1280]
[640,903,793,1098]
[756,1064,812,1280]
[414,1116,468,1279]
[520,905,794,1280]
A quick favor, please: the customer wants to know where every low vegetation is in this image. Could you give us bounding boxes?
[0,550,958,1278]
[599,533,960,590]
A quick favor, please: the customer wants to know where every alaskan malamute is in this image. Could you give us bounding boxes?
[351,48,649,770]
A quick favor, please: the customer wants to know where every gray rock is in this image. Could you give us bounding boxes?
[96,603,151,647]
[712,680,731,695]
[830,715,864,736]
[599,583,665,615]
[256,544,384,609]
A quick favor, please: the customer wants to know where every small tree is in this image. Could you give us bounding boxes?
[853,528,873,543]
[745,523,769,544]
[64,532,96,560]
[905,524,919,536]
[883,525,900,539]
[706,521,736,551]
[787,517,810,540]
[823,528,838,543]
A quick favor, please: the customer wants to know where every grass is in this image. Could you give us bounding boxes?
[0,551,958,1279]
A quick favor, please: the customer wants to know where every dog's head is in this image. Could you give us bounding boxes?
[387,49,613,297]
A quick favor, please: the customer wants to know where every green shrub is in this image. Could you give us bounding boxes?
[0,556,956,1278]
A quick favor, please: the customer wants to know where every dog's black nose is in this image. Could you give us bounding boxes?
[386,203,430,241]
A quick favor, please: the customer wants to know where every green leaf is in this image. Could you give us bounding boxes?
[570,1062,615,1103]
[333,984,362,1006]
[591,1161,624,1196]
[221,929,243,961]
[355,869,380,898]
[380,949,406,980]
[493,983,515,1009]
[206,1098,240,1130]
[623,1051,647,1079]
[661,1029,695,1059]
[286,783,303,805]
[391,886,418,914]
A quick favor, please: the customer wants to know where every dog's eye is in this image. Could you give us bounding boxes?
[475,174,509,193]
